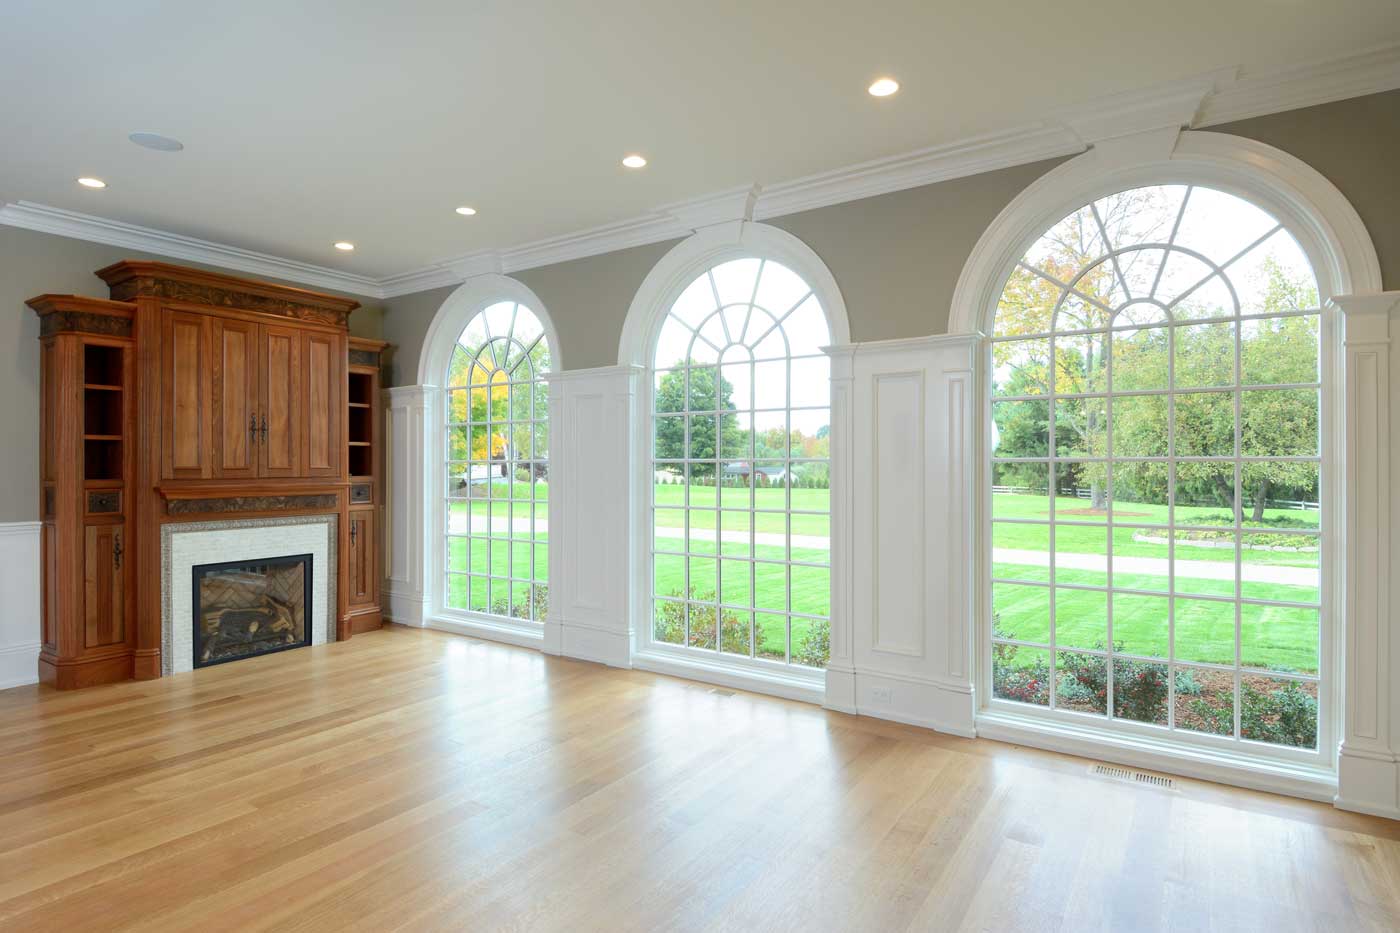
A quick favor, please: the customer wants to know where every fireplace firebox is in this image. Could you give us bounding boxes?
[192,554,313,668]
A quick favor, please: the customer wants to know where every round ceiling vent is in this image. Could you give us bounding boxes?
[128,132,184,152]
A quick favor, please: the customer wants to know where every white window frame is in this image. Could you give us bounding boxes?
[416,274,562,646]
[952,130,1383,789]
[619,223,851,699]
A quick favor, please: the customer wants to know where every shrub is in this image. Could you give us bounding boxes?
[1056,651,1107,710]
[793,620,830,668]
[1113,659,1168,723]
[489,583,549,621]
[1241,680,1317,748]
[992,642,1049,705]
[655,589,769,656]
[1173,669,1203,696]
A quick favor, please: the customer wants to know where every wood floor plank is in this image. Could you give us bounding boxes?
[1,625,1398,932]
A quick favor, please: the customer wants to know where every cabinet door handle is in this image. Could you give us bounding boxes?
[113,533,122,569]
[350,522,357,546]
[249,414,258,444]
[259,415,268,443]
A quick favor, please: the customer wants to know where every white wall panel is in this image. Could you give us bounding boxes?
[0,522,41,690]
[835,334,978,735]
[544,366,639,667]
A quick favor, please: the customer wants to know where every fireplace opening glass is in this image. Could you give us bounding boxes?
[192,554,312,668]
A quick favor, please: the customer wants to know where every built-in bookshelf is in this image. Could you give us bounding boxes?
[346,337,389,634]
[83,344,125,482]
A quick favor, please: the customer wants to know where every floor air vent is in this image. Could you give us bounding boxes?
[1091,763,1176,790]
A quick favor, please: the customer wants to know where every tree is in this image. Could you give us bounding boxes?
[653,363,742,477]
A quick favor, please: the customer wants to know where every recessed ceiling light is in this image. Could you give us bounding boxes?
[129,132,184,152]
[868,77,900,98]
[622,154,648,169]
[334,241,355,251]
[455,206,477,216]
[77,177,107,189]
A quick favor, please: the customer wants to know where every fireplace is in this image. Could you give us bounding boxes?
[192,554,313,668]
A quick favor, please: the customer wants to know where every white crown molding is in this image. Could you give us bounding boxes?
[1198,40,1400,127]
[1050,70,1232,143]
[0,200,383,299]
[4,42,1395,303]
[753,123,1083,221]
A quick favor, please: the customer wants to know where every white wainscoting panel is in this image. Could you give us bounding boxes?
[837,335,978,735]
[543,366,640,667]
[0,522,41,690]
[385,385,430,627]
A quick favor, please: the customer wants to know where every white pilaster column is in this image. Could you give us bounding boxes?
[823,347,857,713]
[384,385,435,627]
[831,334,979,735]
[543,365,642,667]
[1335,292,1400,819]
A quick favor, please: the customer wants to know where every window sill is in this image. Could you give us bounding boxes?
[632,649,826,706]
[976,707,1337,803]
[424,611,545,650]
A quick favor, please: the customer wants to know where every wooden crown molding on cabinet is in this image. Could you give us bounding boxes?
[96,261,360,328]
[26,294,135,337]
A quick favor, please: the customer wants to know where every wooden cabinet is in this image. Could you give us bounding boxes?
[348,509,376,608]
[346,337,388,634]
[32,263,385,688]
[29,297,137,689]
[260,325,302,477]
[211,317,259,478]
[83,522,127,649]
[162,312,342,481]
[302,331,342,478]
[163,311,212,479]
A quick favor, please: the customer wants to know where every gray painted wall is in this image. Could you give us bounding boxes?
[380,89,1400,380]
[0,227,383,522]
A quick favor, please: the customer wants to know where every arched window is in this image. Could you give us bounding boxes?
[444,301,551,622]
[989,184,1324,752]
[649,258,833,668]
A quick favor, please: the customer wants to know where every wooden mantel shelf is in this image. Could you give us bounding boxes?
[157,482,348,500]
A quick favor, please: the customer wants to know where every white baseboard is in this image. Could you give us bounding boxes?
[558,619,632,669]
[384,588,425,627]
[852,669,978,737]
[0,642,40,691]
[0,522,40,690]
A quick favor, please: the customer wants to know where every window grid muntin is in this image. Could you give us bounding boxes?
[444,303,550,623]
[650,260,831,668]
[991,184,1323,751]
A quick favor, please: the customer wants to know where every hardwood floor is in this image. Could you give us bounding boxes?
[2,627,1398,932]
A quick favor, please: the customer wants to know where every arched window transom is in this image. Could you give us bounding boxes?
[444,301,552,622]
[990,184,1324,751]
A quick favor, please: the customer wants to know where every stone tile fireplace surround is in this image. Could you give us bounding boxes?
[161,516,337,675]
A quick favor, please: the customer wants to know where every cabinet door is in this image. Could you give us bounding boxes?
[301,332,342,477]
[348,509,376,607]
[161,312,211,479]
[83,522,126,649]
[210,318,259,478]
[260,325,302,477]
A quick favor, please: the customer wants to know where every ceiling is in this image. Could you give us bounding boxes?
[1,1,1398,284]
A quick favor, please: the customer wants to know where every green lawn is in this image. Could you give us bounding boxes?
[447,483,832,653]
[991,492,1320,674]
